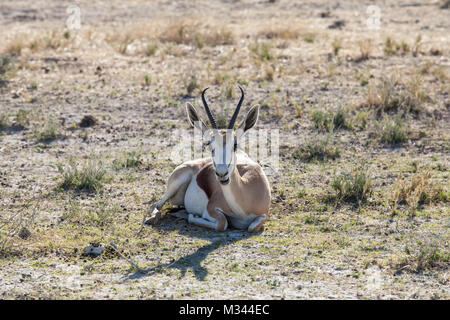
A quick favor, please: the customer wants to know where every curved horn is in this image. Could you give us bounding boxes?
[228,86,245,129]
[201,87,217,129]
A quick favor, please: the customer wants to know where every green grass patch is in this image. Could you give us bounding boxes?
[34,119,65,143]
[330,166,373,205]
[379,116,408,145]
[112,151,143,170]
[57,158,109,192]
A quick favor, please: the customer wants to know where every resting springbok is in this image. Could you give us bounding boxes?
[148,87,271,232]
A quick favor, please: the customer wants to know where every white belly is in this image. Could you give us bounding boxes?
[184,175,208,216]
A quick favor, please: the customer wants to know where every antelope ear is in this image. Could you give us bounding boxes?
[236,105,259,139]
[186,103,208,133]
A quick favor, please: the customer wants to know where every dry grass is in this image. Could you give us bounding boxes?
[392,171,448,215]
[160,22,234,48]
[360,76,427,117]
[356,39,373,61]
[383,35,423,57]
[0,207,37,256]
[257,26,300,40]
[392,241,449,274]
[2,37,24,56]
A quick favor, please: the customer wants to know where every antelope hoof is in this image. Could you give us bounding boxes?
[248,224,264,233]
[145,204,162,225]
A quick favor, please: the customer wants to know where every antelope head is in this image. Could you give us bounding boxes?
[186,87,260,185]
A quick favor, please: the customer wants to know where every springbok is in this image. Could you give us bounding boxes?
[148,87,271,232]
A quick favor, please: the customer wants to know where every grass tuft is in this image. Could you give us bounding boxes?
[57,158,108,192]
[250,42,273,61]
[34,119,65,142]
[361,77,427,117]
[379,116,408,145]
[393,242,449,274]
[392,171,448,215]
[331,166,373,205]
[113,151,143,170]
[0,55,16,81]
[293,135,341,162]
[311,108,352,132]
[0,113,9,130]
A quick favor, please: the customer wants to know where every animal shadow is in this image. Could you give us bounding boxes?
[124,211,259,281]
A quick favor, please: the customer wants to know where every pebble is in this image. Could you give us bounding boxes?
[83,244,103,257]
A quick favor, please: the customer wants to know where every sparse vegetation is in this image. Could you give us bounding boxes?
[250,42,273,61]
[160,22,234,48]
[357,39,372,61]
[392,171,448,215]
[393,242,449,273]
[34,119,64,142]
[258,27,299,40]
[311,109,332,132]
[57,158,109,192]
[311,108,352,131]
[293,135,341,162]
[113,151,143,170]
[184,73,199,96]
[303,34,315,43]
[379,116,408,145]
[0,54,15,80]
[0,113,8,130]
[331,38,342,56]
[145,42,157,56]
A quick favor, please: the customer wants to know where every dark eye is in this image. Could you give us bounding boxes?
[234,140,237,151]
[202,141,211,150]
[211,149,215,156]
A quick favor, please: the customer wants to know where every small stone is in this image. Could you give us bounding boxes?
[18,227,31,240]
[83,244,103,257]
